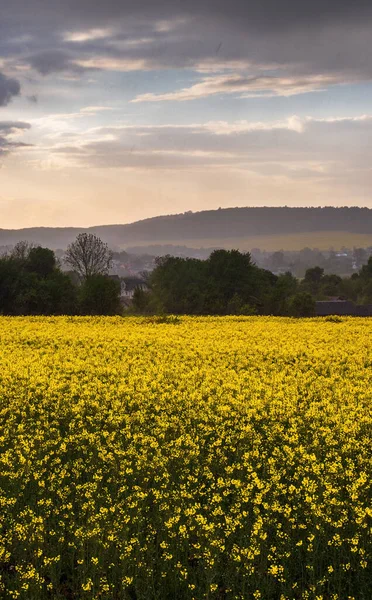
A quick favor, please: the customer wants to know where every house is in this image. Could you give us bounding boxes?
[316,298,372,316]
[108,275,126,297]
[108,275,149,308]
[121,277,149,300]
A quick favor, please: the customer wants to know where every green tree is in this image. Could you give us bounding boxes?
[359,256,372,280]
[0,256,22,314]
[206,249,256,308]
[288,292,315,317]
[132,287,151,313]
[319,274,342,298]
[42,271,78,315]
[358,280,372,305]
[266,272,298,315]
[226,293,257,315]
[303,266,324,295]
[150,256,206,314]
[0,245,78,315]
[146,250,278,316]
[78,274,121,315]
[26,247,56,278]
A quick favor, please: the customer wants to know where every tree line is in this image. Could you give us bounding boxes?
[1,235,372,316]
[133,250,372,317]
[0,234,121,316]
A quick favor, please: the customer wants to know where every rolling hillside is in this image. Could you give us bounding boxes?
[1,207,372,251]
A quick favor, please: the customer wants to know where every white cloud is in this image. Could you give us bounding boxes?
[73,57,148,71]
[153,18,188,33]
[80,106,114,114]
[307,114,372,124]
[28,107,115,133]
[63,28,113,42]
[131,73,343,103]
[203,116,306,134]
[40,113,372,173]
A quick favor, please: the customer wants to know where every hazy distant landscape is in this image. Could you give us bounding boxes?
[130,231,372,253]
[2,206,372,252]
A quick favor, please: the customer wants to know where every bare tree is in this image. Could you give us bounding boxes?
[65,233,113,280]
[11,240,35,261]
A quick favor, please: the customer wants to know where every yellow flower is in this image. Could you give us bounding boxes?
[0,315,370,599]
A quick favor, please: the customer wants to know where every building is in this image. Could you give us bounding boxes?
[316,298,372,316]
[121,277,149,300]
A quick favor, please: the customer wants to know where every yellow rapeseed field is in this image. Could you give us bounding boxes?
[0,316,371,600]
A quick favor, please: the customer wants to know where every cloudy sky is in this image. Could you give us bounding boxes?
[1,0,372,227]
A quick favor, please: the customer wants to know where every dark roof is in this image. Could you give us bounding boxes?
[326,296,346,301]
[316,300,372,316]
[354,304,372,316]
[122,277,148,291]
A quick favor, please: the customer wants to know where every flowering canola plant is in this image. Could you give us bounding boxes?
[0,316,371,600]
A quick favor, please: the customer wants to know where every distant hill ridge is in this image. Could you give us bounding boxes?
[2,206,372,250]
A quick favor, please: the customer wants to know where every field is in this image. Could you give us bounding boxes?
[0,316,371,600]
[127,231,372,253]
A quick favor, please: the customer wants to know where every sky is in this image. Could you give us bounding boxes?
[1,0,372,227]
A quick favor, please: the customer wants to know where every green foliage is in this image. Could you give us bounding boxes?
[206,249,255,304]
[148,250,276,316]
[0,247,77,315]
[0,257,21,314]
[319,273,343,297]
[134,250,372,316]
[265,272,298,315]
[0,238,123,316]
[150,255,207,314]
[300,267,348,301]
[132,287,151,313]
[325,315,343,322]
[359,256,372,280]
[145,314,182,324]
[26,247,56,278]
[78,274,121,315]
[288,292,316,317]
[303,266,325,295]
[358,280,372,305]
[2,240,372,318]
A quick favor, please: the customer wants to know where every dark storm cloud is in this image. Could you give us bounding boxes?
[0,72,21,106]
[28,50,92,75]
[5,0,372,30]
[2,1,372,89]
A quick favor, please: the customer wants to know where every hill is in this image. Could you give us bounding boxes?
[2,206,372,251]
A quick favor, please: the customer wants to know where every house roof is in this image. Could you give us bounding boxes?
[316,300,372,316]
[122,277,148,291]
